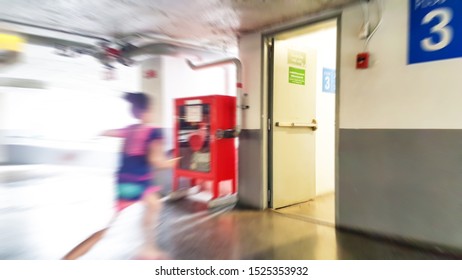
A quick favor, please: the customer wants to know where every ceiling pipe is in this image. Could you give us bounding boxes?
[127,43,194,58]
[1,19,232,64]
[131,32,235,56]
[0,18,110,42]
[186,57,243,136]
[126,42,229,62]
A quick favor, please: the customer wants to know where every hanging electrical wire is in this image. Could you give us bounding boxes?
[359,0,370,39]
[363,0,384,52]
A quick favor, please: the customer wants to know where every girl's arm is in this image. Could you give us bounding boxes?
[101,129,126,138]
[149,140,180,169]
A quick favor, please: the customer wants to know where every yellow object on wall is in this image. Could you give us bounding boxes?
[0,33,24,52]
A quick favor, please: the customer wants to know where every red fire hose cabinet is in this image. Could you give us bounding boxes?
[173,95,237,200]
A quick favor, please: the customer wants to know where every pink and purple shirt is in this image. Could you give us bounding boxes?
[115,124,163,186]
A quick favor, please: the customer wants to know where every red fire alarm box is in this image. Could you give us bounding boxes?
[173,95,237,200]
[356,52,369,69]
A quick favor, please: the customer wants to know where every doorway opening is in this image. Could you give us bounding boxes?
[266,18,338,226]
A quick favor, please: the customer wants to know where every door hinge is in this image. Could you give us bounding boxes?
[267,189,271,202]
[267,118,271,130]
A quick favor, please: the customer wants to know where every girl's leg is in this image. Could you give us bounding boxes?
[136,191,167,259]
[62,228,108,260]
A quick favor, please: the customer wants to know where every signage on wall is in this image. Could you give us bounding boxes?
[288,49,306,67]
[288,49,306,85]
[144,69,157,79]
[322,68,336,93]
[408,0,462,64]
[288,67,305,85]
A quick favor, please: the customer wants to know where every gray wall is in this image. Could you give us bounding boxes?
[238,129,264,208]
[339,129,462,248]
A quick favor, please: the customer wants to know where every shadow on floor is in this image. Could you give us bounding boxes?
[275,192,335,226]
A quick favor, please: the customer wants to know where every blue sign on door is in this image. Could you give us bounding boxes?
[409,0,462,64]
[322,68,336,93]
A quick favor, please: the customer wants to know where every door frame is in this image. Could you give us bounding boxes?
[263,14,341,216]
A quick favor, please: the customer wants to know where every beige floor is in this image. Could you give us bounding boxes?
[275,192,335,226]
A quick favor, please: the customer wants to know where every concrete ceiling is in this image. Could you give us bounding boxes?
[0,0,359,52]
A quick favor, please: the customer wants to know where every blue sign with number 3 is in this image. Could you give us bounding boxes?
[322,68,336,93]
[409,0,462,64]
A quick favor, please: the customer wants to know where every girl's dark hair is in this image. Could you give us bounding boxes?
[124,92,151,118]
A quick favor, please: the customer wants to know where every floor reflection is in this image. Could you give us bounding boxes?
[0,165,459,260]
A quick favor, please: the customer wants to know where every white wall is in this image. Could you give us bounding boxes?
[0,44,140,94]
[162,55,235,129]
[0,42,140,164]
[239,33,263,130]
[0,44,140,136]
[314,27,337,196]
[340,0,462,129]
[141,57,163,126]
[140,55,236,150]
